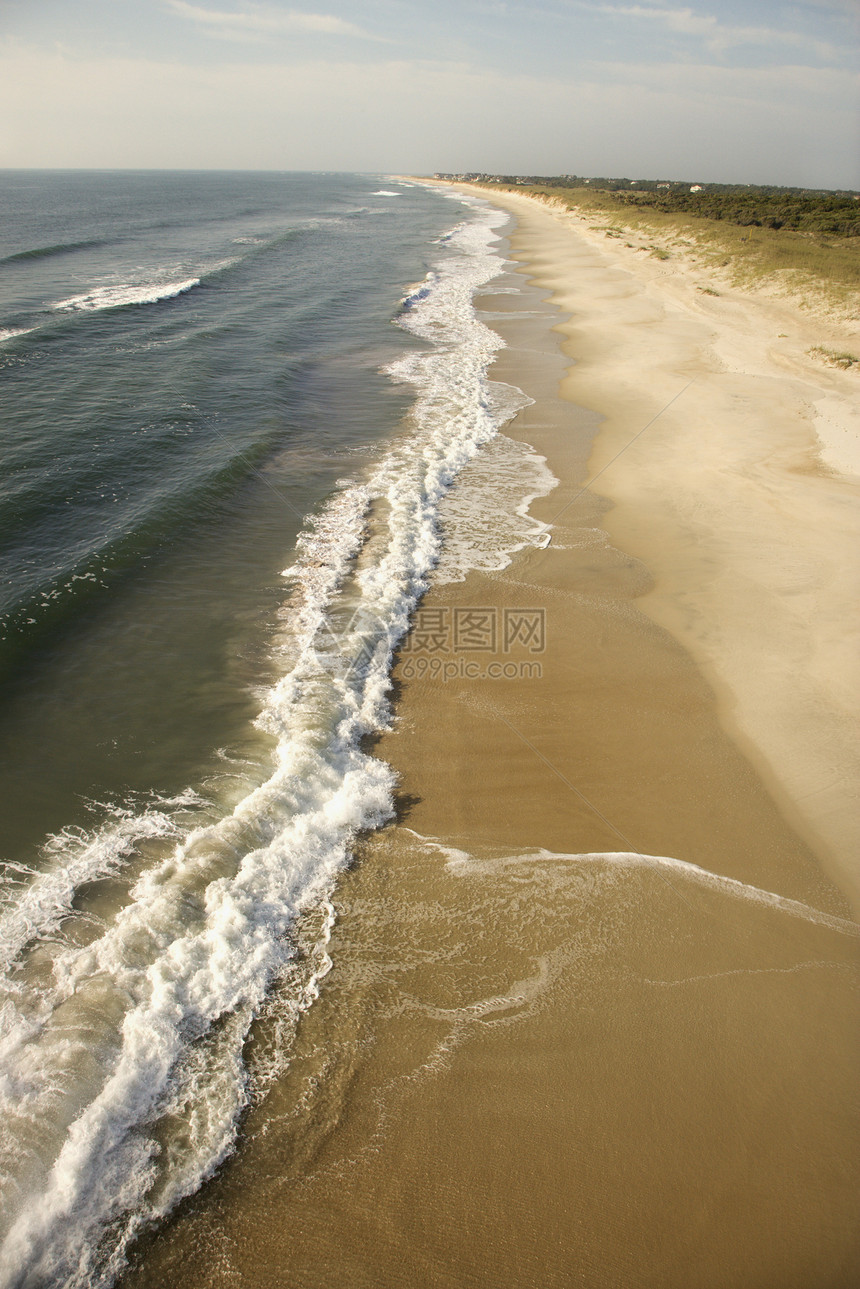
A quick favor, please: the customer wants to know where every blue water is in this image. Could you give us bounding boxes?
[0,172,449,656]
[0,171,526,1288]
[0,172,462,855]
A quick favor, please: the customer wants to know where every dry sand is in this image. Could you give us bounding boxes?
[123,189,860,1289]
[468,185,860,915]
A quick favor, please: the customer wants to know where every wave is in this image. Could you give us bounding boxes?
[164,227,314,287]
[371,190,401,197]
[52,278,201,313]
[0,327,34,344]
[220,226,305,265]
[399,275,437,312]
[0,240,106,266]
[434,842,860,939]
[432,429,556,584]
[0,792,207,973]
[0,197,515,1289]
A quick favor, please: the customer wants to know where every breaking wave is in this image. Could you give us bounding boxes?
[53,279,201,312]
[0,196,520,1289]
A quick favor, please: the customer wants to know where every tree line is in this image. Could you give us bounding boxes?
[491,176,860,237]
[612,189,860,236]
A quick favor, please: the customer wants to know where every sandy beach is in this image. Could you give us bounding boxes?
[473,185,860,914]
[123,189,860,1289]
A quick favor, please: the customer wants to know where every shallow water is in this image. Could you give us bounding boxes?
[5,172,856,1289]
[0,172,562,1288]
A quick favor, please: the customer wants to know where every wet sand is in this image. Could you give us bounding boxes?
[467,185,860,912]
[123,199,860,1288]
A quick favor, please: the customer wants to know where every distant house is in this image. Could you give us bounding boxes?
[690,184,704,192]
[657,182,671,189]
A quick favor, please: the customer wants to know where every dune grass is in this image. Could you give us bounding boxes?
[501,185,860,310]
[808,346,859,368]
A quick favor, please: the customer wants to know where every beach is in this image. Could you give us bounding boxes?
[475,186,860,912]
[121,187,860,1288]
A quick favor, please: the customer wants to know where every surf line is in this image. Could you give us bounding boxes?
[448,695,858,936]
[413,818,859,940]
[453,690,700,915]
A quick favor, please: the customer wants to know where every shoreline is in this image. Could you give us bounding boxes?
[124,198,860,1289]
[458,182,860,914]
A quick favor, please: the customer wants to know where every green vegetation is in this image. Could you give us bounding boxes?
[459,174,860,236]
[482,180,860,304]
[614,188,860,236]
[808,347,859,369]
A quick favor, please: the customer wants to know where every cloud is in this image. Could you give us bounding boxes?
[584,4,843,61]
[801,0,859,14]
[164,2,382,40]
[0,41,856,188]
[588,56,858,103]
[598,4,718,37]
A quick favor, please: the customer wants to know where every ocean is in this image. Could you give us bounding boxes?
[0,171,553,1288]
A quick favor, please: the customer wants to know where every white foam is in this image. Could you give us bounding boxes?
[438,844,860,939]
[0,794,202,975]
[53,279,200,312]
[371,190,401,197]
[432,430,557,584]
[0,197,518,1289]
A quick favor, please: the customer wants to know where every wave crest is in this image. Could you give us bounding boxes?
[53,278,201,312]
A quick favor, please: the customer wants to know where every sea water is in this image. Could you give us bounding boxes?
[0,171,553,1288]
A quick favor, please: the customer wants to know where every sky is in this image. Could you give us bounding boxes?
[0,0,857,187]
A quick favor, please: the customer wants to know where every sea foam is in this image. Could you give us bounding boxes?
[53,279,201,312]
[0,196,518,1289]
